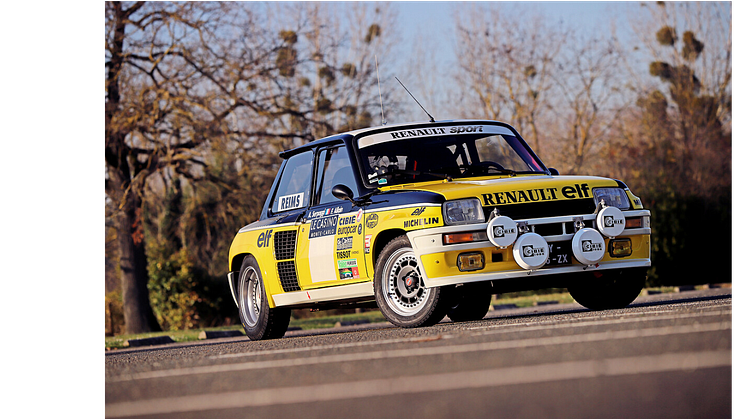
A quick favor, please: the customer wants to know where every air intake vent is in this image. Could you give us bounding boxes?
[277,261,301,292]
[274,230,297,260]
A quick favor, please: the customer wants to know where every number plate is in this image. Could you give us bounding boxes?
[545,241,572,266]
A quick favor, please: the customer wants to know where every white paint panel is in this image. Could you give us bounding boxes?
[308,234,337,283]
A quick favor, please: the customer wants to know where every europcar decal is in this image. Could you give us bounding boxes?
[278,192,304,211]
[480,183,591,206]
[337,213,361,235]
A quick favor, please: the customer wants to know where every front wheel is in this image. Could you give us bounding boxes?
[568,268,646,311]
[374,235,450,328]
[238,255,291,340]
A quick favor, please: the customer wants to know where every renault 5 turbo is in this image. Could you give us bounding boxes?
[227,120,651,339]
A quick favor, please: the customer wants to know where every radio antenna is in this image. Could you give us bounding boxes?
[395,76,435,123]
[375,55,386,125]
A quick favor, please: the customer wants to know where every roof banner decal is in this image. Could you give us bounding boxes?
[358,124,514,149]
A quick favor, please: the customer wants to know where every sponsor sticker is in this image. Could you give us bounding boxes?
[336,236,353,251]
[278,192,304,211]
[364,234,372,254]
[411,207,426,216]
[366,214,379,229]
[308,206,343,220]
[257,229,273,248]
[337,258,360,279]
[404,217,440,228]
[480,183,591,206]
[309,215,338,239]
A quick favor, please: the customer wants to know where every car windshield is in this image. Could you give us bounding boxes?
[357,124,546,187]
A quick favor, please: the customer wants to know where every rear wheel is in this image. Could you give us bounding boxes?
[568,268,646,310]
[374,235,450,328]
[447,283,492,322]
[238,255,291,340]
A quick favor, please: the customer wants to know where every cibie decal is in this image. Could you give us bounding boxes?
[278,192,304,211]
[522,245,545,258]
[581,240,603,252]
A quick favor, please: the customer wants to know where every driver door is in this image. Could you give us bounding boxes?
[296,144,368,288]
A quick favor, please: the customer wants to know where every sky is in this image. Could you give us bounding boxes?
[381,1,645,120]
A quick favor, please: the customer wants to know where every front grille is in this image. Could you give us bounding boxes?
[277,261,301,292]
[484,198,596,221]
[274,230,297,260]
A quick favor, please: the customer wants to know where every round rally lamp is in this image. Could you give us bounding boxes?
[596,206,626,238]
[487,215,518,248]
[571,228,606,265]
[512,232,549,270]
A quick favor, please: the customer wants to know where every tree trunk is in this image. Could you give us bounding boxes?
[117,190,162,334]
[106,1,161,334]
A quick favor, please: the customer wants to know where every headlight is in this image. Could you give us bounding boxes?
[593,188,631,210]
[443,198,485,225]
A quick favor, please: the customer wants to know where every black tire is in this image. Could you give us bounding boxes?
[237,255,291,340]
[568,268,646,311]
[374,235,450,328]
[447,283,492,322]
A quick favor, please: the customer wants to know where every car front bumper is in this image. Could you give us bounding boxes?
[407,210,651,288]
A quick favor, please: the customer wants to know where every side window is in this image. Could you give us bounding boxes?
[271,150,314,213]
[314,146,359,205]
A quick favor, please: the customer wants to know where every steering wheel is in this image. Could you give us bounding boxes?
[464,161,506,176]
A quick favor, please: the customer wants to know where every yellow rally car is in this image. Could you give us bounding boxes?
[227,120,651,339]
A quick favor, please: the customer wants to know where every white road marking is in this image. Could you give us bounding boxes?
[105,349,731,418]
[107,321,730,383]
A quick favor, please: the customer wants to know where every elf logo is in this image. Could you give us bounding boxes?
[411,206,426,216]
[257,229,273,248]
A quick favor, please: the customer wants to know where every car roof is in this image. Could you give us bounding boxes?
[278,119,516,159]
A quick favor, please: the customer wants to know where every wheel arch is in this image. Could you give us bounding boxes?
[372,228,407,267]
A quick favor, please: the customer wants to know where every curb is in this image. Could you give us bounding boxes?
[125,336,175,347]
[198,330,245,340]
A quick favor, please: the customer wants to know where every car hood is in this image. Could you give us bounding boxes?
[380,174,619,206]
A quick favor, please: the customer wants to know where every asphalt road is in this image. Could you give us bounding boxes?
[105,288,732,419]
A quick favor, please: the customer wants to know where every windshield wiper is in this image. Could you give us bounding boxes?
[484,167,516,176]
[378,166,452,182]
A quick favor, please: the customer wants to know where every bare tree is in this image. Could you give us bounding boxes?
[550,34,627,174]
[106,2,398,333]
[620,1,731,197]
[453,5,568,155]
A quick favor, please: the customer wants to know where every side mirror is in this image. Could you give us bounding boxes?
[548,168,559,176]
[332,184,355,203]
